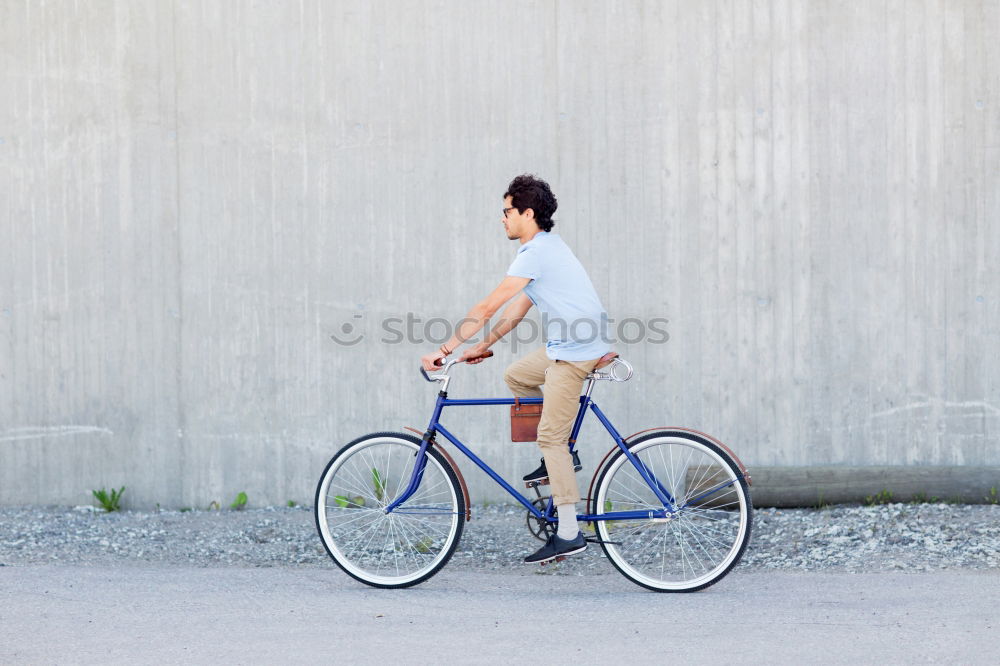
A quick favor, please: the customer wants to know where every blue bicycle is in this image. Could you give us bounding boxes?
[314,353,753,591]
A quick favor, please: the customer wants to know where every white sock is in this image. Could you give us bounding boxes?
[556,504,578,540]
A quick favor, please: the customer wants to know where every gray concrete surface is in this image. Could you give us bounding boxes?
[750,465,1000,506]
[2,1,998,508]
[1,566,997,663]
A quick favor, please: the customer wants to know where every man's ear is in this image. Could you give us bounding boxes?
[524,208,543,230]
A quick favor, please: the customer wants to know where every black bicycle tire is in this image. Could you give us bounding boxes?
[313,431,465,589]
[592,430,753,592]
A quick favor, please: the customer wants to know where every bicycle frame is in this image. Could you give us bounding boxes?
[384,390,679,523]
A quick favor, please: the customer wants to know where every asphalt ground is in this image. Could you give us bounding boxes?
[1,566,996,664]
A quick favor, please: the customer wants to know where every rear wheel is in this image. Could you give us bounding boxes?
[314,432,464,588]
[592,431,752,592]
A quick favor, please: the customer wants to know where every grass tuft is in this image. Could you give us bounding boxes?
[92,486,126,512]
[864,489,893,506]
[230,491,248,510]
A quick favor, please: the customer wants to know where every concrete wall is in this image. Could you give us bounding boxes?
[2,0,998,508]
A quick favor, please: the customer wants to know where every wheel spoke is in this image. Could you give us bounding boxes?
[334,462,373,499]
[596,434,751,591]
[316,436,463,588]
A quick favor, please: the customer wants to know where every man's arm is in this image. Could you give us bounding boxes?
[455,292,533,364]
[420,276,530,370]
[481,292,533,347]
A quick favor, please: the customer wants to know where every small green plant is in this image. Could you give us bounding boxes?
[602,500,616,533]
[208,500,220,511]
[230,491,248,510]
[372,468,385,501]
[864,489,894,506]
[815,492,831,509]
[180,507,192,513]
[287,500,297,508]
[334,495,365,508]
[92,486,126,512]
[908,493,951,505]
[985,487,999,505]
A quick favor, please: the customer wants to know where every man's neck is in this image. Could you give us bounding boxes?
[519,228,545,245]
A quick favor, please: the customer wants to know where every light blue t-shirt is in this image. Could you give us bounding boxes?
[506,232,611,361]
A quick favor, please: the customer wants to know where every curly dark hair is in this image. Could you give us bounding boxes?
[504,174,558,232]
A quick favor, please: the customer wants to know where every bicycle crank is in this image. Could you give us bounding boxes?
[525,497,556,542]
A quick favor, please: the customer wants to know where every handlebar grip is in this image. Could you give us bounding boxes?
[437,350,495,365]
[421,349,495,380]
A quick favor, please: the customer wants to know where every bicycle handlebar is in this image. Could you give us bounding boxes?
[419,350,633,386]
[420,350,494,382]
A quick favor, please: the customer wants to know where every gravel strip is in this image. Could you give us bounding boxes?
[1,503,998,574]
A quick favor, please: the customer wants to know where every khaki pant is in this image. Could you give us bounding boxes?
[503,347,601,506]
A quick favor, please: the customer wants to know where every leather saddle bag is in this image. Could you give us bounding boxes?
[510,398,543,442]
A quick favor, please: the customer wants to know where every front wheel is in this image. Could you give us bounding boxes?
[314,432,465,588]
[592,431,753,592]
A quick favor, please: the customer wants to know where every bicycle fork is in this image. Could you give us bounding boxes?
[382,431,435,514]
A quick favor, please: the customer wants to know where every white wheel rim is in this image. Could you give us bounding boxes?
[317,437,460,586]
[596,435,749,590]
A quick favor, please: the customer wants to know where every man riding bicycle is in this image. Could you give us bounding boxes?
[420,174,611,564]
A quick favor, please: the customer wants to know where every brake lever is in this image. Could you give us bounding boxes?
[420,364,445,382]
[420,357,447,382]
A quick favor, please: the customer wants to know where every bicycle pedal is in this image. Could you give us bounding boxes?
[540,555,567,566]
[584,537,622,546]
[524,478,550,489]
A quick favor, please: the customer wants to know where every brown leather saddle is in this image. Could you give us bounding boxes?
[593,351,619,370]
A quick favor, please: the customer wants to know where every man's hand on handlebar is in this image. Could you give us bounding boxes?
[420,351,448,372]
[458,342,492,364]
[420,343,494,372]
